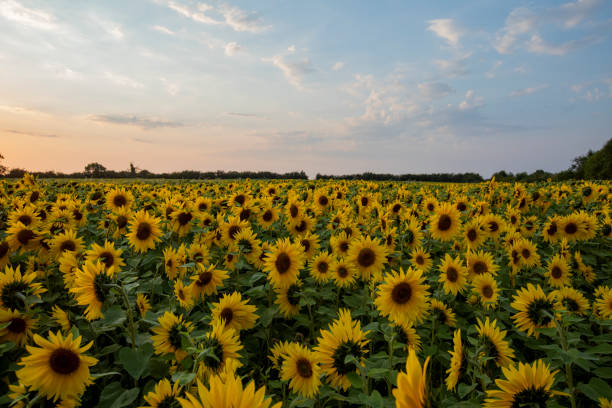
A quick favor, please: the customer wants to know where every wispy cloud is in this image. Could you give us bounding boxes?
[485,61,503,79]
[164,1,269,33]
[332,61,345,71]
[104,72,144,89]
[510,84,549,97]
[265,55,316,90]
[458,90,484,110]
[225,112,268,119]
[427,19,461,47]
[89,114,184,129]
[434,53,471,77]
[418,82,455,99]
[558,0,604,28]
[152,25,175,35]
[224,41,241,56]
[92,15,124,39]
[526,33,600,55]
[4,129,59,138]
[0,0,58,30]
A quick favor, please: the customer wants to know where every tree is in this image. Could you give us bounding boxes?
[84,162,107,177]
[0,153,7,176]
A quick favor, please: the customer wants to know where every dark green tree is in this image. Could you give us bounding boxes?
[84,162,107,177]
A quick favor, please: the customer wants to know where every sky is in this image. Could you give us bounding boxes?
[1,0,611,178]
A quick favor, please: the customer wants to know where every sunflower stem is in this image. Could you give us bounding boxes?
[387,333,394,396]
[25,393,40,408]
[554,316,576,408]
[118,282,137,349]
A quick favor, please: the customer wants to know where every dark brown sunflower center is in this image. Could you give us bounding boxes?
[357,248,376,268]
[473,261,487,275]
[527,298,554,326]
[228,225,241,240]
[295,220,307,233]
[565,223,577,235]
[416,255,424,265]
[289,205,299,218]
[317,261,328,274]
[446,267,458,282]
[427,203,434,211]
[177,212,192,226]
[18,215,32,225]
[198,202,208,211]
[262,210,273,222]
[489,221,499,232]
[521,249,531,259]
[547,223,557,236]
[296,358,313,378]
[8,317,26,333]
[300,239,310,253]
[457,202,466,212]
[60,240,76,252]
[339,241,349,253]
[337,266,348,278]
[361,197,369,206]
[318,196,329,206]
[113,195,127,207]
[437,215,452,231]
[391,282,412,304]
[234,194,245,206]
[467,228,477,242]
[136,223,152,240]
[551,266,562,279]
[220,308,233,325]
[49,348,80,375]
[116,215,128,229]
[99,251,114,268]
[0,241,9,258]
[482,285,493,299]
[511,387,550,408]
[17,229,36,245]
[275,253,291,274]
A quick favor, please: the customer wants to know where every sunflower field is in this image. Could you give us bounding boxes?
[1,174,612,408]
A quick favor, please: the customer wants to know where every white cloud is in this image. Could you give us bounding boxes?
[104,72,144,89]
[224,41,241,56]
[165,1,269,33]
[0,0,57,30]
[160,78,179,96]
[459,90,484,110]
[418,82,455,99]
[493,7,537,54]
[332,61,345,71]
[427,19,461,47]
[152,25,175,35]
[510,84,549,97]
[266,55,316,90]
[288,45,296,53]
[92,16,124,39]
[434,53,471,77]
[559,0,603,28]
[526,33,599,55]
[485,61,503,78]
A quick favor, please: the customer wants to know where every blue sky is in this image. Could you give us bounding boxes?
[1,0,611,177]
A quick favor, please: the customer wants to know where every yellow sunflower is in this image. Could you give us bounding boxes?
[429,203,461,242]
[127,210,163,253]
[393,348,430,408]
[511,284,557,338]
[462,218,487,250]
[476,317,515,368]
[281,343,321,398]
[467,250,499,279]
[140,378,182,408]
[163,247,181,280]
[374,267,430,325]
[174,280,194,310]
[0,265,46,311]
[347,236,387,281]
[0,308,37,346]
[189,264,229,299]
[551,287,589,315]
[211,292,258,332]
[151,311,193,361]
[472,273,499,309]
[264,238,304,289]
[484,360,563,408]
[430,299,456,327]
[274,280,302,318]
[410,247,433,273]
[85,241,124,273]
[51,305,72,332]
[105,188,133,211]
[314,309,370,391]
[445,329,464,391]
[330,232,353,258]
[16,331,97,402]
[69,261,114,321]
[438,254,467,296]
[331,258,357,287]
[403,218,423,249]
[196,319,243,380]
[394,322,422,351]
[232,228,262,264]
[6,222,40,253]
[136,293,152,318]
[309,252,334,282]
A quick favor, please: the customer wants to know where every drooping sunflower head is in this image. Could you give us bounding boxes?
[197,319,243,380]
[141,378,183,408]
[151,311,193,361]
[430,299,456,327]
[551,287,589,315]
[475,317,515,368]
[511,284,557,338]
[275,280,302,318]
[0,265,46,311]
[211,291,258,332]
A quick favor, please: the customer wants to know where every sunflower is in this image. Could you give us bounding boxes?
[542,216,562,243]
[430,299,456,327]
[6,222,40,252]
[258,204,279,229]
[475,317,515,368]
[163,247,181,280]
[0,265,46,311]
[16,331,97,402]
[232,228,262,264]
[462,218,487,250]
[105,188,133,211]
[0,308,37,346]
[559,213,587,241]
[111,207,131,239]
[546,254,571,288]
[139,379,182,408]
[48,229,83,260]
[511,284,557,338]
[275,280,302,318]
[136,293,152,318]
[127,210,162,253]
[482,213,505,240]
[151,311,193,361]
[220,216,250,247]
[211,292,258,332]
[394,322,422,351]
[446,329,465,391]
[188,242,209,265]
[403,218,423,249]
[331,258,357,287]
[472,273,499,309]
[410,247,433,273]
[174,280,194,309]
[429,203,461,242]
[69,261,114,321]
[194,197,213,214]
[178,372,281,408]
[438,254,467,296]
[85,241,124,273]
[8,205,41,229]
[422,196,438,213]
[297,232,320,260]
[314,309,369,391]
[197,319,243,379]
[281,343,321,398]
[551,287,589,314]
[264,238,304,289]
[189,264,229,299]
[269,340,293,371]
[0,239,10,268]
[309,252,334,282]
[484,360,564,408]
[374,267,430,325]
[330,232,353,258]
[52,306,72,332]
[347,236,387,281]
[170,206,195,237]
[393,348,430,408]
[288,215,315,237]
[467,250,498,279]
[594,288,612,319]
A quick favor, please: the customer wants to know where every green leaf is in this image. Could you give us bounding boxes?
[458,383,477,399]
[346,372,362,389]
[259,307,276,328]
[98,382,140,408]
[102,305,127,328]
[588,377,612,399]
[365,390,384,408]
[119,343,154,380]
[172,371,196,384]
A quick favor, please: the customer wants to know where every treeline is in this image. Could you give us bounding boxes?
[2,168,309,180]
[493,137,612,182]
[315,172,484,182]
